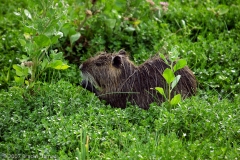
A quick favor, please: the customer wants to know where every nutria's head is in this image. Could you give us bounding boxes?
[80,50,136,91]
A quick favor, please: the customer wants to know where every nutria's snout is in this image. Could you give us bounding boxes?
[79,64,83,70]
[81,79,98,94]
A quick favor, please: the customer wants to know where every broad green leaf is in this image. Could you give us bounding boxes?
[51,35,60,45]
[13,64,22,71]
[49,60,62,68]
[29,81,35,89]
[105,19,116,29]
[23,67,29,76]
[13,65,24,76]
[25,80,29,86]
[50,52,63,60]
[163,68,175,84]
[155,87,166,97]
[16,69,24,77]
[14,76,24,84]
[19,39,26,46]
[70,32,81,45]
[33,35,51,47]
[125,26,135,32]
[61,23,71,36]
[19,55,30,63]
[41,58,49,69]
[170,94,181,105]
[216,5,229,15]
[68,26,78,38]
[49,60,70,70]
[44,19,59,36]
[173,59,187,72]
[54,64,70,70]
[171,75,181,90]
[24,9,32,20]
[13,64,30,77]
[21,55,29,61]
[23,43,34,54]
[25,80,35,89]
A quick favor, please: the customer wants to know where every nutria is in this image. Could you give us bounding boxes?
[80,50,197,109]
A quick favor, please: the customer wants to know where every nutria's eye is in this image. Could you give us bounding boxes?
[95,62,102,66]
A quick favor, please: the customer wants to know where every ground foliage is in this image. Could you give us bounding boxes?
[0,0,240,159]
[0,81,239,159]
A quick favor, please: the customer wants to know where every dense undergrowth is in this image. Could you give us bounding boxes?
[0,0,239,159]
[0,81,239,159]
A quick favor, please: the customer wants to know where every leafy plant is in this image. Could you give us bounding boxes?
[13,0,71,88]
[155,47,187,105]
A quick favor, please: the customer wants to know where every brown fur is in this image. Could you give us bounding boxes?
[80,51,197,109]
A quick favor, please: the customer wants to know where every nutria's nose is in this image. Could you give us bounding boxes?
[79,64,83,70]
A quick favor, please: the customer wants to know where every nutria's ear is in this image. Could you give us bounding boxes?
[118,49,126,55]
[112,56,122,68]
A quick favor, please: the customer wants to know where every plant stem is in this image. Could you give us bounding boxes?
[168,83,171,102]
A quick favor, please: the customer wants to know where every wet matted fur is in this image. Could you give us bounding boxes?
[80,50,197,109]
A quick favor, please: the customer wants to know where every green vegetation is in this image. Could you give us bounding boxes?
[156,48,188,105]
[0,0,239,159]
